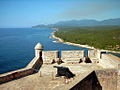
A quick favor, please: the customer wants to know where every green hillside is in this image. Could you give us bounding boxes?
[55,26,120,51]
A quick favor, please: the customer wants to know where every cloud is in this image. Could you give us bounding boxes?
[59,1,120,19]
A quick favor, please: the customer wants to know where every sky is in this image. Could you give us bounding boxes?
[0,0,120,28]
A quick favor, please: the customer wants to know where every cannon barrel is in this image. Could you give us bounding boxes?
[53,66,75,78]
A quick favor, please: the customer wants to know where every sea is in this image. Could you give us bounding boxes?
[0,28,120,74]
[0,28,89,74]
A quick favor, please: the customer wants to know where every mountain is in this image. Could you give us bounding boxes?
[32,18,120,28]
[53,19,99,26]
[100,18,120,26]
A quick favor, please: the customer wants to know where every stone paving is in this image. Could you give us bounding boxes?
[0,63,103,90]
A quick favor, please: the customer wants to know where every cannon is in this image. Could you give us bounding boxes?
[54,66,75,78]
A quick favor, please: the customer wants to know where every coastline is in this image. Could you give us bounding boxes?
[51,31,95,49]
[51,31,120,54]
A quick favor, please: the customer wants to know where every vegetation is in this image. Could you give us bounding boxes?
[55,26,120,51]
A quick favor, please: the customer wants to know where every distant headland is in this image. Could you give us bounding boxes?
[32,18,120,28]
[32,18,120,53]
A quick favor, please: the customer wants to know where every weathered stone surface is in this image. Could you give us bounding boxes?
[88,50,100,59]
[42,51,58,63]
[0,48,120,90]
[70,71,102,90]
[95,69,118,90]
[61,50,84,63]
[99,54,120,68]
[88,50,101,63]
[0,64,102,90]
[70,69,119,90]
[117,70,120,90]
[0,57,42,84]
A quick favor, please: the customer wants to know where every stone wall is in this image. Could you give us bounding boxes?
[61,50,84,63]
[70,69,119,90]
[1,49,119,84]
[42,51,58,63]
[88,50,101,63]
[70,71,102,90]
[99,54,120,68]
[0,57,42,84]
[0,68,34,84]
[117,70,120,90]
[41,50,104,64]
[95,69,118,90]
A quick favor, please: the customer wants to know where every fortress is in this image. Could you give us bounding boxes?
[0,43,120,90]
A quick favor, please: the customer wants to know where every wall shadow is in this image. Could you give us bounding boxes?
[70,71,102,90]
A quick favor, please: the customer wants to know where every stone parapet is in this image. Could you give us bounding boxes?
[61,50,84,63]
[0,57,42,84]
[42,51,58,64]
[117,70,120,90]
[95,69,118,90]
[99,54,120,69]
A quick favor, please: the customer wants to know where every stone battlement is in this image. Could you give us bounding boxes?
[0,42,120,88]
[0,43,43,84]
[42,49,120,69]
[42,50,100,64]
[0,57,42,84]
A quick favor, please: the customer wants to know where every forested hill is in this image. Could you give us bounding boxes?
[55,26,120,51]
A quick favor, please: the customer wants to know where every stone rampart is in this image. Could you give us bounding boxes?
[95,69,118,90]
[117,70,120,90]
[70,71,102,90]
[0,68,34,84]
[0,57,42,84]
[70,69,119,90]
[88,50,101,63]
[61,50,84,63]
[42,51,58,63]
[99,54,120,69]
[1,47,119,85]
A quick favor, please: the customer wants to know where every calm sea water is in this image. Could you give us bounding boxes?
[0,28,88,74]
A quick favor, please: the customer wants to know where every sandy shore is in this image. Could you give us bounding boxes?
[51,31,120,54]
[51,32,64,43]
[51,31,95,49]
